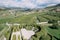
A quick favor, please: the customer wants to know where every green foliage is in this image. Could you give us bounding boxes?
[12,35,16,40]
[0,9,60,40]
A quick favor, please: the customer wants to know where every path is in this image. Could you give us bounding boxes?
[11,31,22,40]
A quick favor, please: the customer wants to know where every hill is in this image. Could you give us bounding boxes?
[43,4,60,17]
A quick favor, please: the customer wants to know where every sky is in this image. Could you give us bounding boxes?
[0,0,60,8]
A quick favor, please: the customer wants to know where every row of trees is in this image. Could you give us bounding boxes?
[47,11,60,17]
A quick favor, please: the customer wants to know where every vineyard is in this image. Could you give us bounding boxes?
[0,4,60,40]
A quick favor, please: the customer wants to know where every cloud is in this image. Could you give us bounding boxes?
[53,0,60,3]
[36,0,50,4]
[46,4,57,7]
[0,0,37,8]
[0,0,60,8]
[17,0,37,8]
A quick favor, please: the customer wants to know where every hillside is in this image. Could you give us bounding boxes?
[43,4,60,17]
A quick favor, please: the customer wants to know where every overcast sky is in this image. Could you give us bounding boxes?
[0,0,60,8]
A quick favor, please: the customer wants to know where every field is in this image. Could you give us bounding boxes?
[0,9,60,40]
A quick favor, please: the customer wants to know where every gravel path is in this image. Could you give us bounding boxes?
[11,31,22,40]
